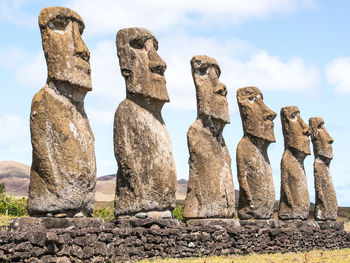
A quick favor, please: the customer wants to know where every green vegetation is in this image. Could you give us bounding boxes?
[0,183,27,217]
[93,201,114,222]
[172,204,184,221]
[134,249,350,262]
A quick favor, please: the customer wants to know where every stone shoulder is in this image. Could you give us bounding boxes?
[31,85,49,109]
[281,149,296,172]
[187,120,221,148]
[236,136,255,160]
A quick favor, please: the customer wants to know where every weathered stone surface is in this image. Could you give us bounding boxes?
[186,219,240,228]
[239,219,319,229]
[317,221,343,230]
[27,7,96,217]
[7,217,104,232]
[183,56,235,219]
[38,7,92,91]
[120,210,173,219]
[236,87,276,219]
[279,106,310,220]
[309,117,338,221]
[114,28,177,217]
[114,218,180,228]
[239,220,281,229]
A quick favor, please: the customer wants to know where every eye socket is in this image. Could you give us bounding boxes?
[317,122,323,129]
[196,64,209,75]
[291,111,298,119]
[48,19,68,31]
[248,96,255,102]
[129,37,145,49]
[213,65,221,77]
[77,22,84,34]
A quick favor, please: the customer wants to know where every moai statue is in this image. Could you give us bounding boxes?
[183,56,235,219]
[27,7,96,217]
[236,87,277,220]
[309,117,338,221]
[279,106,310,220]
[114,28,177,218]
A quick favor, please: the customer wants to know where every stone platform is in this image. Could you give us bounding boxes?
[238,219,343,230]
[185,218,344,231]
[112,218,180,229]
[186,218,240,228]
[1,218,348,262]
[7,217,105,232]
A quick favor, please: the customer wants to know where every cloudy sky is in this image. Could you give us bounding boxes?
[1,0,350,205]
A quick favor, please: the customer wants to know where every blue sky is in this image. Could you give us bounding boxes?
[1,0,350,206]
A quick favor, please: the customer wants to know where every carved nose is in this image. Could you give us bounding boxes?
[150,64,166,75]
[299,117,311,136]
[73,22,90,62]
[328,136,334,144]
[266,113,276,121]
[302,125,311,136]
[262,103,276,121]
[215,84,227,96]
[149,49,167,76]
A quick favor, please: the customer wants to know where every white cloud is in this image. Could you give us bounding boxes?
[0,0,36,28]
[89,41,123,101]
[67,0,316,36]
[223,51,320,92]
[0,46,25,69]
[86,107,115,126]
[160,34,320,111]
[0,114,29,145]
[15,52,46,87]
[1,32,319,112]
[0,47,46,88]
[325,57,350,94]
[1,0,317,32]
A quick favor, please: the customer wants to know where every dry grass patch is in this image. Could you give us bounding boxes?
[0,215,28,230]
[343,221,350,232]
[0,215,12,227]
[135,249,350,263]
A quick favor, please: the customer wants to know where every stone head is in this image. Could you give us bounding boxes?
[191,55,229,124]
[236,86,276,142]
[116,27,169,102]
[281,106,311,155]
[39,7,92,91]
[309,117,334,159]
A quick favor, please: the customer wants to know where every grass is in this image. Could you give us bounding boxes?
[135,249,350,263]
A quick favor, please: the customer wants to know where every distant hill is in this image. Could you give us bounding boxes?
[0,162,195,202]
[97,175,239,203]
[0,161,239,203]
[96,175,190,202]
[95,174,116,202]
[0,161,30,197]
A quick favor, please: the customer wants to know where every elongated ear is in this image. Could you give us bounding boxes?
[280,109,290,137]
[309,118,320,141]
[311,128,318,142]
[117,45,133,78]
[116,30,133,79]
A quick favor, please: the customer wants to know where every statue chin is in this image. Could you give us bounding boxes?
[246,129,276,143]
